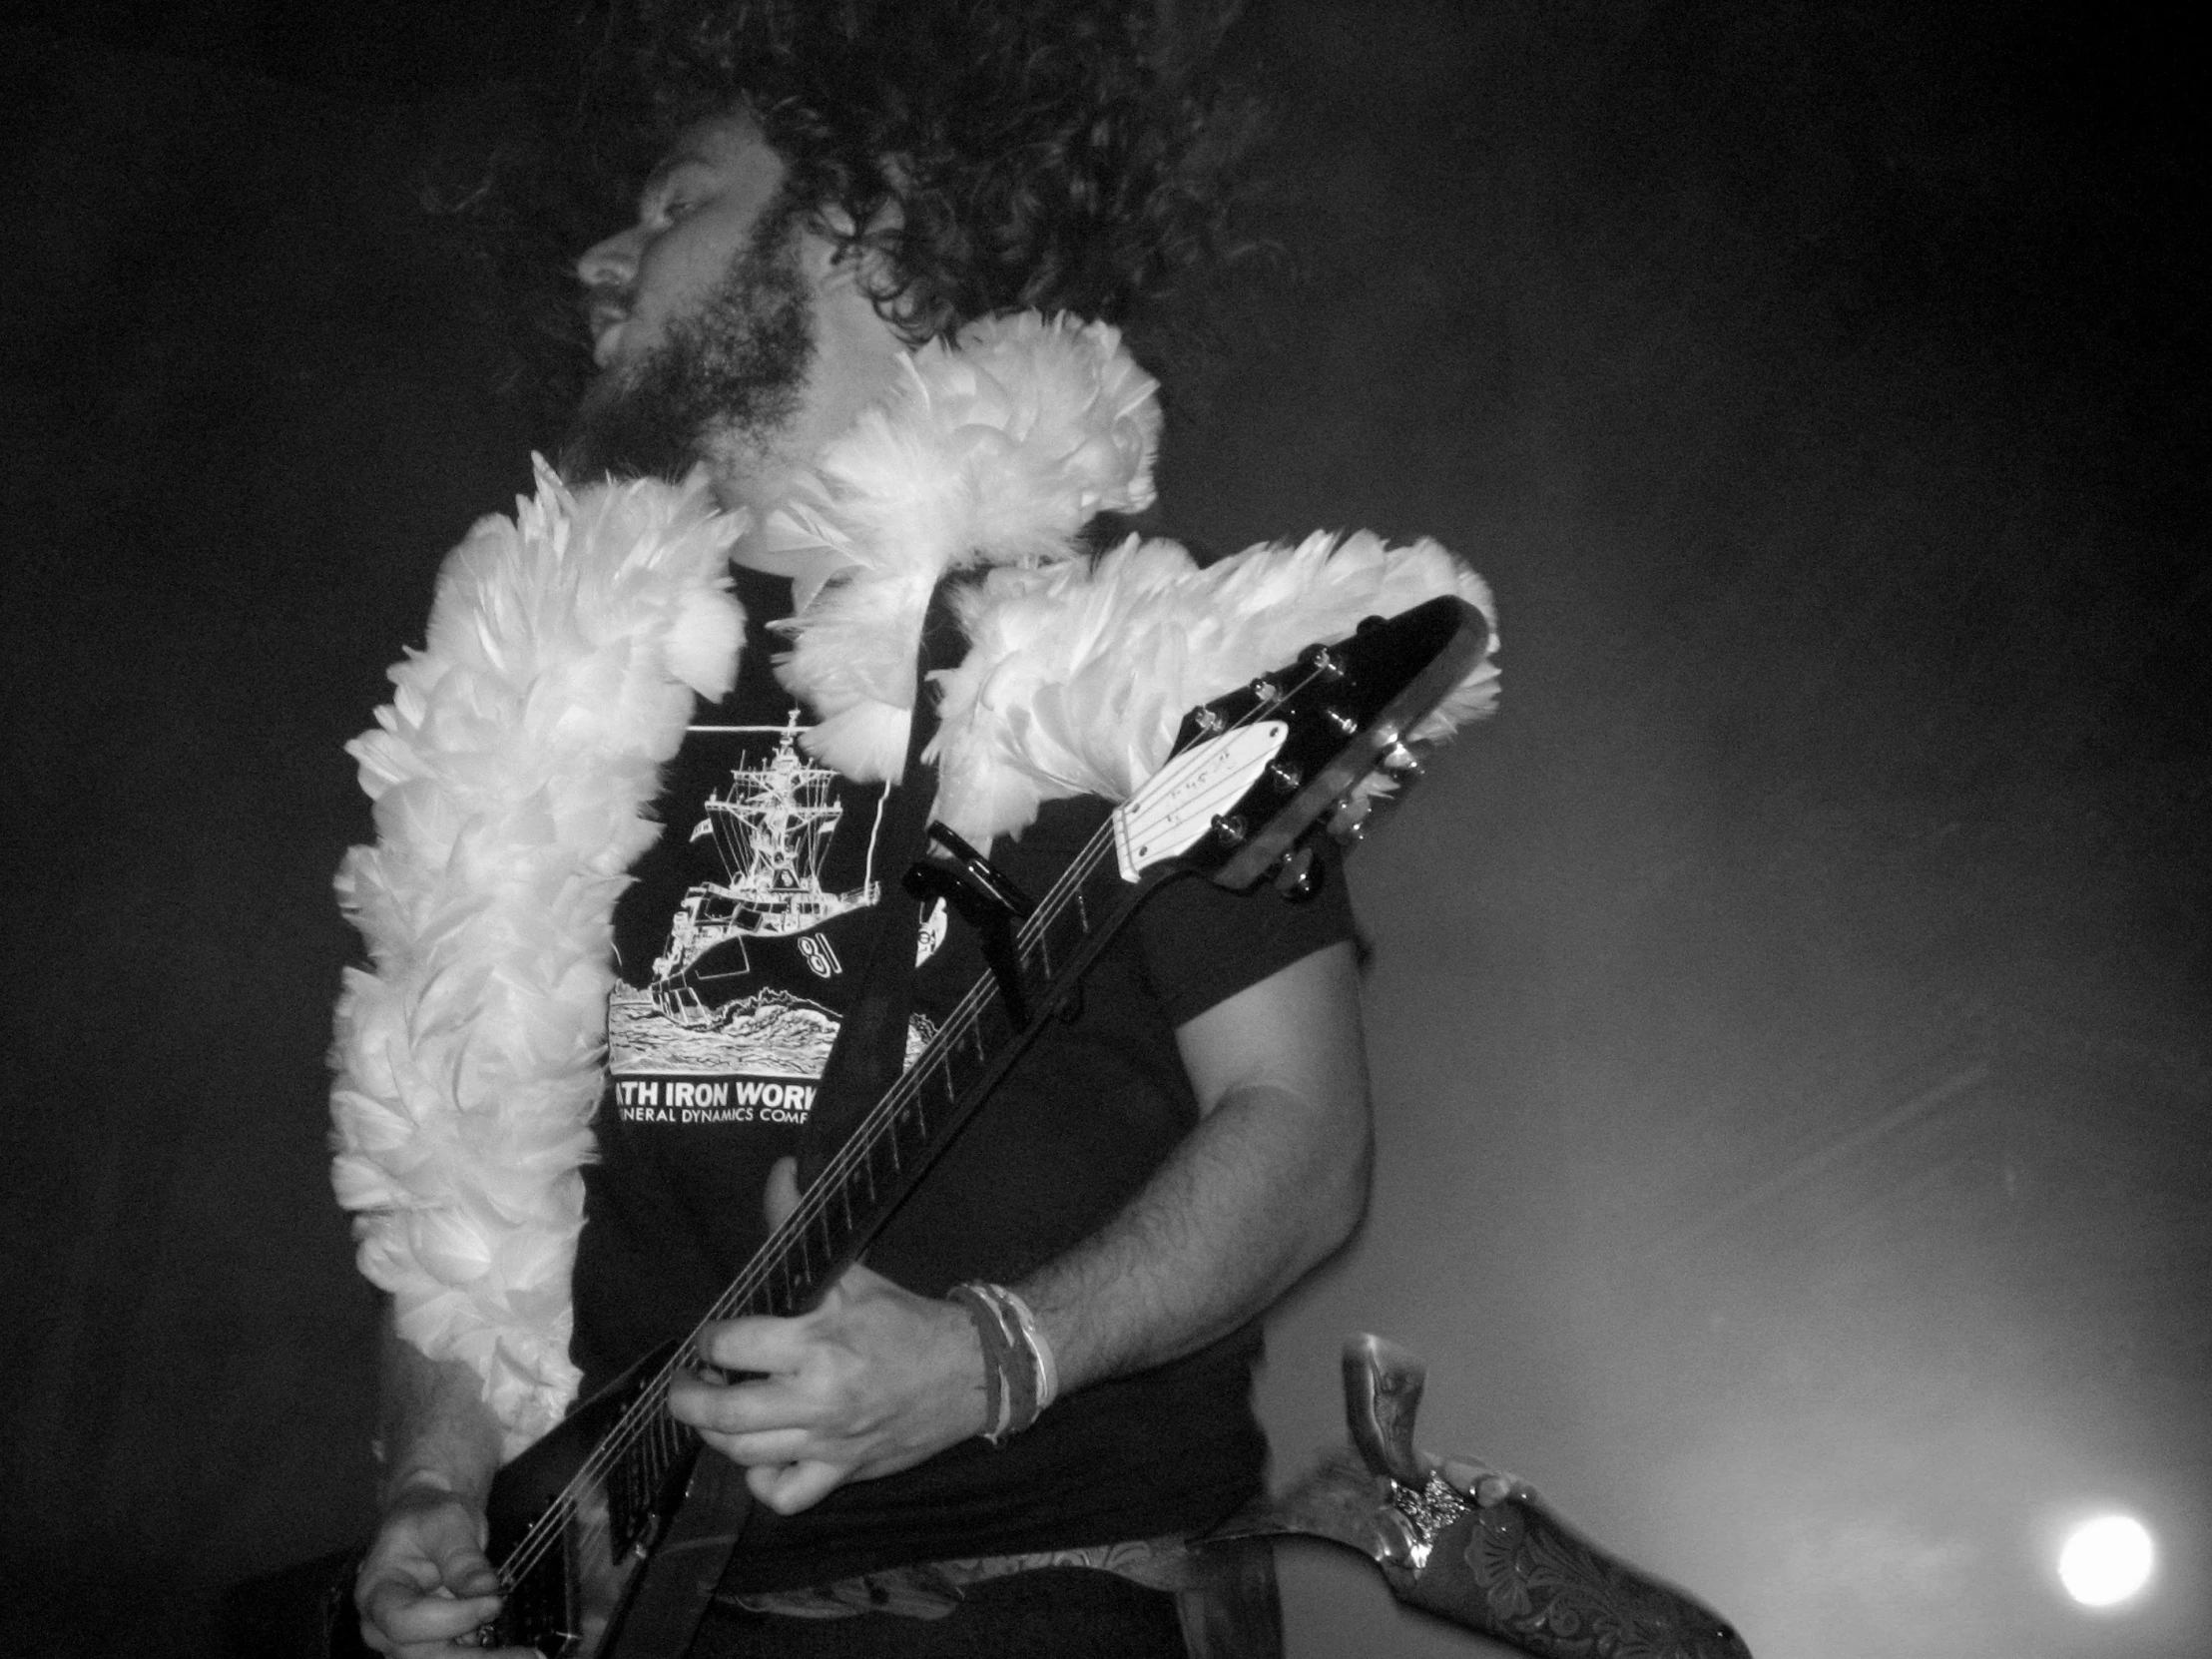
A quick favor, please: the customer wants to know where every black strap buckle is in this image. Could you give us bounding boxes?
[905,822,1037,1027]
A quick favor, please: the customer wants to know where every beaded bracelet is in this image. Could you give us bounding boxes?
[947,1282,1058,1444]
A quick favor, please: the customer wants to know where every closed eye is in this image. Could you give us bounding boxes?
[642,160,717,230]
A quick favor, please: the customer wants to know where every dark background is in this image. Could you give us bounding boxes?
[3,3,2205,1656]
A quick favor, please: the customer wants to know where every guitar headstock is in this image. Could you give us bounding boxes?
[1110,595,1490,891]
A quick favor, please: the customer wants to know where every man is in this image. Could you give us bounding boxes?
[339,7,1455,1655]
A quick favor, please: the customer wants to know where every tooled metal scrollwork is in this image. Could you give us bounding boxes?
[1211,1335,1753,1659]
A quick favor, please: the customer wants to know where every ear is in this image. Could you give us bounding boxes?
[810,191,903,288]
[817,243,874,295]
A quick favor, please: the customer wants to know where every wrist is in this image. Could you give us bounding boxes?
[945,1282,1058,1444]
[378,1462,484,1516]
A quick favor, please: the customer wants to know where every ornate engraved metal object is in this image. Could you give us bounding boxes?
[1213,1335,1754,1659]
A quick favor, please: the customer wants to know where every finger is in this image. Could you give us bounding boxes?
[366,1625,536,1659]
[360,1578,502,1647]
[822,1256,891,1298]
[369,1630,540,1659]
[668,1365,819,1437]
[426,1542,502,1602]
[699,1423,822,1468]
[746,1455,849,1515]
[694,1312,819,1375]
[763,1155,801,1229]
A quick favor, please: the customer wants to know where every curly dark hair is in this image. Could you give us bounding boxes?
[424,0,1266,435]
[626,0,1266,343]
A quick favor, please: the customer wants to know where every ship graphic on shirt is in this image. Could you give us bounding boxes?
[651,712,881,1023]
[608,714,941,1081]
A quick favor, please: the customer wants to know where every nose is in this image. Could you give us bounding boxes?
[577,225,643,290]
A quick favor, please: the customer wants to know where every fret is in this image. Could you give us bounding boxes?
[807,1202,842,1269]
[931,1037,973,1102]
[503,1546,565,1636]
[612,1452,646,1552]
[894,1099,928,1164]
[858,1146,880,1206]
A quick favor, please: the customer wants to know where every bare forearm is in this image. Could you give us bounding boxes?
[1017,1077,1371,1395]
[1018,941,1372,1394]
[375,1304,505,1511]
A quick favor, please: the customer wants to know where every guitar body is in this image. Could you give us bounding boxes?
[470,1342,736,1657]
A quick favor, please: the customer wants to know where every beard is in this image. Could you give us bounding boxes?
[561,202,816,485]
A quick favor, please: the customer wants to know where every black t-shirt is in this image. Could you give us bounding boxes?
[571,563,1358,1588]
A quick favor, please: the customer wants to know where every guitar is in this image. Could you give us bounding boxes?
[424,593,1491,1656]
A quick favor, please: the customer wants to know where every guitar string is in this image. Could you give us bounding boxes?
[495,659,1337,1597]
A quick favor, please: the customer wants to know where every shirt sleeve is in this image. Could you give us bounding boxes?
[1133,835,1360,1029]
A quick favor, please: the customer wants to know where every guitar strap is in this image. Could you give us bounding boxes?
[793,571,972,1193]
[610,573,973,1659]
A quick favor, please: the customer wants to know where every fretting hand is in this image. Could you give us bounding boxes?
[665,1156,989,1514]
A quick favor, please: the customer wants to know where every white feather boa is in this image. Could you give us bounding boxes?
[924,528,1497,844]
[329,312,1497,1453]
[329,461,744,1453]
[768,312,1498,843]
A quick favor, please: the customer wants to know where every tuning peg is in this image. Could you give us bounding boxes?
[1272,845,1323,900]
[1300,643,1347,681]
[1328,796,1371,844]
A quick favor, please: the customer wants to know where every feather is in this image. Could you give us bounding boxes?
[772,313,1162,781]
[769,315,1497,844]
[919,531,1497,843]
[328,460,744,1454]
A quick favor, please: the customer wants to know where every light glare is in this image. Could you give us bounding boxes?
[2057,1513,2154,1607]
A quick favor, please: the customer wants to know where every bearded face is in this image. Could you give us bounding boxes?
[561,197,817,485]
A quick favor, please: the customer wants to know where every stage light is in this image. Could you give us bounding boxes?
[2057,1513,2154,1608]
